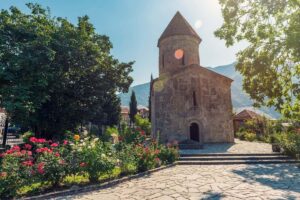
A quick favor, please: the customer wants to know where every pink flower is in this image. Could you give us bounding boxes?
[11,145,20,152]
[36,147,52,154]
[37,162,45,174]
[79,162,87,167]
[154,149,160,154]
[24,144,32,150]
[51,143,59,147]
[63,140,68,145]
[55,152,60,157]
[0,172,7,178]
[29,137,37,143]
[140,130,145,136]
[22,160,33,167]
[155,157,160,163]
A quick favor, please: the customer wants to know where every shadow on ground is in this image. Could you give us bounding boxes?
[232,164,300,194]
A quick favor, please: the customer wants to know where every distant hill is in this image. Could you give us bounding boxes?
[118,63,281,119]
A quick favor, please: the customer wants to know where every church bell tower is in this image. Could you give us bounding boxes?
[158,12,202,75]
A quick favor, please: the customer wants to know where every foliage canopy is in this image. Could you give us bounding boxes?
[0,4,133,137]
[215,0,300,119]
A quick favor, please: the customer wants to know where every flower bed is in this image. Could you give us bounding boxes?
[0,128,178,199]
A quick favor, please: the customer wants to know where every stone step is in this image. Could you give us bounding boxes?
[180,153,282,157]
[177,159,300,165]
[179,155,290,161]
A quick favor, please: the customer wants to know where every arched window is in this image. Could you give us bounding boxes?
[193,91,197,106]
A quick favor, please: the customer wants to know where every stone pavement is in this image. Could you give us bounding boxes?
[57,164,300,200]
[180,139,273,155]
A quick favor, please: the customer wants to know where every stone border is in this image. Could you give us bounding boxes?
[19,164,176,200]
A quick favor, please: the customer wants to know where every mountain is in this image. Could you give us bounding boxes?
[118,63,281,119]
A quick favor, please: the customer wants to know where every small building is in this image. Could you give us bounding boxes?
[120,106,130,124]
[137,105,149,119]
[233,109,264,133]
[120,105,149,124]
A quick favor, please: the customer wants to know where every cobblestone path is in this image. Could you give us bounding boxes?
[58,164,300,200]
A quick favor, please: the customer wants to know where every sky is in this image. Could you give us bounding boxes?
[0,0,247,86]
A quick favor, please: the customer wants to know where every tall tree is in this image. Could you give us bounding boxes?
[148,74,153,122]
[0,4,133,138]
[129,91,138,125]
[215,0,300,119]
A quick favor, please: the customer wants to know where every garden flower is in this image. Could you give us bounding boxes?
[22,160,34,167]
[74,134,80,141]
[154,149,160,154]
[63,140,68,145]
[0,172,7,178]
[140,130,146,136]
[37,162,45,174]
[51,143,59,147]
[24,144,32,150]
[55,152,60,157]
[79,162,87,167]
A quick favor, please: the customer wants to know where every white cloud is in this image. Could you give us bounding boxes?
[194,20,203,29]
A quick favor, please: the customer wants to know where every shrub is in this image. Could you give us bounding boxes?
[135,115,151,135]
[0,146,35,198]
[78,139,115,182]
[235,131,246,140]
[158,145,179,165]
[244,132,257,142]
[115,143,138,175]
[277,132,300,158]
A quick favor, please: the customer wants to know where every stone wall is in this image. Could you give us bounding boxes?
[151,65,234,144]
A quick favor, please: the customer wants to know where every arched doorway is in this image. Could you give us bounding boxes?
[190,123,199,142]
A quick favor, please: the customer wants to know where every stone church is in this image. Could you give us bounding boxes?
[151,12,234,147]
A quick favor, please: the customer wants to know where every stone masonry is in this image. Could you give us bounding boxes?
[151,12,234,144]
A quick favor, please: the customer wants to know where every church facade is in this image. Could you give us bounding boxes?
[151,12,234,146]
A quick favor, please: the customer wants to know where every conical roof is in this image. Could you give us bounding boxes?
[158,11,201,45]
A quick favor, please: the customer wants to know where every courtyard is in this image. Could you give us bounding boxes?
[57,164,300,200]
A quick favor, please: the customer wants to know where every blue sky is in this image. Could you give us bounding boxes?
[0,0,246,86]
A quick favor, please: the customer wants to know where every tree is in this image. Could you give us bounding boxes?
[148,74,153,122]
[129,91,137,125]
[0,4,133,138]
[215,0,300,119]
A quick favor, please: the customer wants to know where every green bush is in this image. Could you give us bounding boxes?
[244,132,257,142]
[135,115,151,135]
[277,132,300,158]
[235,131,246,140]
[79,139,115,182]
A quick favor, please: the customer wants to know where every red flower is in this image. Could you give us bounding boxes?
[22,160,33,167]
[36,147,52,153]
[24,144,32,150]
[79,162,87,167]
[37,162,45,174]
[11,145,20,152]
[140,130,146,136]
[118,136,123,141]
[55,152,60,157]
[29,137,47,143]
[29,137,37,143]
[155,157,160,163]
[51,143,59,147]
[0,172,7,178]
[63,140,68,145]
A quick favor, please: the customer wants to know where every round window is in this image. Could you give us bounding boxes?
[174,49,184,59]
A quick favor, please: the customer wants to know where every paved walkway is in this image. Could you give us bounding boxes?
[57,164,300,200]
[180,139,273,154]
[55,140,300,200]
